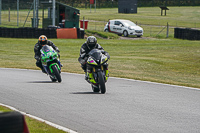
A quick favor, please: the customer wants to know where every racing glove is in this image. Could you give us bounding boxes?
[78,56,87,65]
[101,50,110,59]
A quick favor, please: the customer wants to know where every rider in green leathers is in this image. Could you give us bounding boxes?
[34,35,60,73]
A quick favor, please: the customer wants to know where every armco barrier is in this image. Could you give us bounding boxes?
[0,27,84,39]
[174,28,200,40]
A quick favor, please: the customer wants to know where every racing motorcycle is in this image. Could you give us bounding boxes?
[86,49,110,94]
[40,45,62,82]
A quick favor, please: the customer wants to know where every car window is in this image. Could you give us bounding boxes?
[114,21,122,26]
[122,21,136,27]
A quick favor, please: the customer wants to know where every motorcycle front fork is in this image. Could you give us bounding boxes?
[87,65,109,84]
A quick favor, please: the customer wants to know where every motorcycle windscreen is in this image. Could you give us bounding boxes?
[88,49,101,61]
[42,45,52,52]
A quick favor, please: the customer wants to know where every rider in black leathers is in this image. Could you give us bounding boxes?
[78,36,110,80]
[34,35,60,73]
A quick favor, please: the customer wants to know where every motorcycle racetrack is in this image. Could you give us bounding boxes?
[0,68,200,133]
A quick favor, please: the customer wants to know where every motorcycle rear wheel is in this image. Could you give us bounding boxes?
[97,71,106,94]
[51,65,62,83]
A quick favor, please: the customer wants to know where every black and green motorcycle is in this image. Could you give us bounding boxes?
[40,45,62,82]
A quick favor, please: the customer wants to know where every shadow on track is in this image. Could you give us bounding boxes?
[71,92,101,94]
[27,81,56,83]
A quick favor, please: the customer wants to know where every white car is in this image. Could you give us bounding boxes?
[104,19,143,37]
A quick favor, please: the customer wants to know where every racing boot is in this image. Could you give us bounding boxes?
[41,68,47,74]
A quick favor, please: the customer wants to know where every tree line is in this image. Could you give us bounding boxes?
[1,0,200,9]
[57,0,200,7]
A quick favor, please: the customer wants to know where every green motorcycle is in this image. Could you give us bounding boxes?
[40,45,62,82]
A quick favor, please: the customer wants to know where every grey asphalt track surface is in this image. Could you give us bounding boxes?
[0,68,200,133]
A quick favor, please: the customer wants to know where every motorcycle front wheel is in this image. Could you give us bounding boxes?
[50,77,57,82]
[51,65,62,83]
[92,85,100,93]
[97,71,106,94]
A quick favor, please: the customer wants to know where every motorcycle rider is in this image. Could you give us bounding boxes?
[78,36,110,82]
[34,35,60,73]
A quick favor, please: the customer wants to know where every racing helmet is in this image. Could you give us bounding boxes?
[86,36,97,49]
[38,35,47,46]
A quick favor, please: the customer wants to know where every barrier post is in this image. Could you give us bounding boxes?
[83,17,85,29]
[0,0,1,25]
[166,22,169,38]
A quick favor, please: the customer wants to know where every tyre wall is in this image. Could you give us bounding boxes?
[174,28,200,40]
[0,27,84,39]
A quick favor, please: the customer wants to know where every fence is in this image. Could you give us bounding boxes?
[80,18,200,38]
[0,0,199,39]
[0,0,43,28]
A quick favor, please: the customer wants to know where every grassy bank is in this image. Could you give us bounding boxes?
[79,7,200,28]
[0,37,200,88]
[1,7,200,38]
[79,7,200,38]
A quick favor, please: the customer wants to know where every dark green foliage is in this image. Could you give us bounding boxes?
[1,0,199,10]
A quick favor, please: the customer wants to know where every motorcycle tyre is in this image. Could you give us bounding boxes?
[50,77,57,82]
[92,85,100,93]
[51,65,62,83]
[97,71,106,94]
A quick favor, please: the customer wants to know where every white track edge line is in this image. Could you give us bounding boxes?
[0,103,78,133]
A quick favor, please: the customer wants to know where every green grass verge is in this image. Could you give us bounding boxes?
[1,7,200,39]
[86,30,119,39]
[0,37,200,88]
[0,105,66,133]
[79,7,200,28]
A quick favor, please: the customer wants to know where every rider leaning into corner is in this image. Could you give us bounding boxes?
[34,35,60,73]
[78,36,110,81]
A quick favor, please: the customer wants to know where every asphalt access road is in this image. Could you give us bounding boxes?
[0,68,200,133]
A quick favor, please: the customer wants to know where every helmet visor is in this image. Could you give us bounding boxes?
[40,40,47,46]
[88,43,96,49]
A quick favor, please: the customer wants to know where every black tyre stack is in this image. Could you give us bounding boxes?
[0,27,58,39]
[76,28,85,39]
[0,27,6,37]
[0,27,83,39]
[174,27,200,40]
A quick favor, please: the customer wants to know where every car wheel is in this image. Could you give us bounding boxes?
[123,30,128,37]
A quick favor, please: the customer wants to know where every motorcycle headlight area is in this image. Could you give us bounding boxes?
[101,55,108,64]
[44,54,57,61]
[87,57,97,65]
[41,58,47,65]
